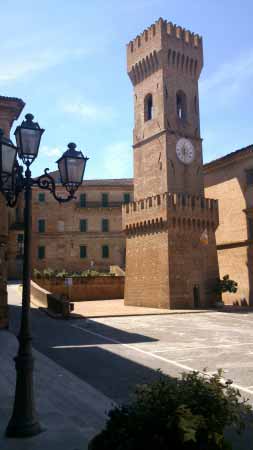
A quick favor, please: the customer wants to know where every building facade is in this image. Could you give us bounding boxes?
[204,146,253,306]
[122,18,220,309]
[0,96,24,328]
[7,175,133,278]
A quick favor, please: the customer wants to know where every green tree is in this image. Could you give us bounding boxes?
[215,275,238,295]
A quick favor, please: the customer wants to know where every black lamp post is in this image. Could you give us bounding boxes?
[0,114,89,438]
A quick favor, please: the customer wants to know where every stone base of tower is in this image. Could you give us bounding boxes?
[123,193,220,309]
[125,230,171,308]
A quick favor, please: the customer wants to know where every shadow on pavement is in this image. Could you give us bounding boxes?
[8,304,163,404]
[7,303,253,449]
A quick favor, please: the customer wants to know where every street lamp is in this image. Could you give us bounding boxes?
[0,113,89,438]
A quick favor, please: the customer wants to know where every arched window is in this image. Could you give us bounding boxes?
[176,90,187,120]
[168,49,171,65]
[172,51,176,65]
[144,94,153,121]
[194,95,198,114]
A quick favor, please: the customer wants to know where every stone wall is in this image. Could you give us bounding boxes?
[35,276,125,301]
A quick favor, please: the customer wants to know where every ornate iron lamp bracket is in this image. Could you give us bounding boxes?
[33,168,76,203]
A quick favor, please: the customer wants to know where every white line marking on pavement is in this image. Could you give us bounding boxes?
[71,323,253,397]
[52,345,97,349]
[152,342,253,352]
[71,324,194,372]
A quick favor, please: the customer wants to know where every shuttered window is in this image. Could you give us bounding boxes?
[38,219,45,233]
[102,193,109,207]
[80,219,87,232]
[80,246,87,258]
[102,245,109,258]
[80,193,86,207]
[102,219,109,232]
[38,246,45,260]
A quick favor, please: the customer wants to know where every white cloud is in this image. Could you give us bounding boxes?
[0,46,88,84]
[200,50,253,107]
[102,141,133,178]
[40,146,61,158]
[62,100,115,121]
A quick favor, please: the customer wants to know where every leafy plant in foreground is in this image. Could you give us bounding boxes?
[89,370,251,450]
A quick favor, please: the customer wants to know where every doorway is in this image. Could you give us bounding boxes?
[193,285,200,308]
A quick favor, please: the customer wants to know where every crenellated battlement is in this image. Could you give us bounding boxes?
[127,18,164,55]
[122,192,218,233]
[127,18,203,83]
[127,18,202,54]
[165,21,202,48]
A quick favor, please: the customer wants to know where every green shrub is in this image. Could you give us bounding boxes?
[71,272,82,278]
[215,275,238,295]
[37,268,118,279]
[33,268,41,279]
[42,267,55,279]
[55,269,68,278]
[81,269,111,277]
[89,370,251,450]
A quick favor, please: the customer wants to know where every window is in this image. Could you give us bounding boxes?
[38,192,45,203]
[17,234,24,257]
[176,90,187,120]
[102,193,109,207]
[80,219,87,232]
[123,193,131,204]
[248,218,253,240]
[80,193,86,207]
[15,207,20,223]
[38,246,45,260]
[144,94,153,121]
[38,219,45,233]
[102,245,109,258]
[246,169,253,186]
[102,219,109,232]
[80,245,87,258]
[57,220,64,232]
[194,95,198,114]
[17,233,23,243]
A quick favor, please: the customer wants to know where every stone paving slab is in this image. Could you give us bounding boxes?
[73,298,212,318]
[0,330,114,450]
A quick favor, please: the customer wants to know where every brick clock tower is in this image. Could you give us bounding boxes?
[123,18,220,309]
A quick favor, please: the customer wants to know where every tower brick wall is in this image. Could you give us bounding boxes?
[128,18,204,200]
[123,18,220,309]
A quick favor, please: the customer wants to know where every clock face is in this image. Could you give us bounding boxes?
[176,138,195,165]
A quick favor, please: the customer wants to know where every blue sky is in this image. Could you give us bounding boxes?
[1,0,253,179]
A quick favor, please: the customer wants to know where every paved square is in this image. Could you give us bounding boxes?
[72,310,253,405]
